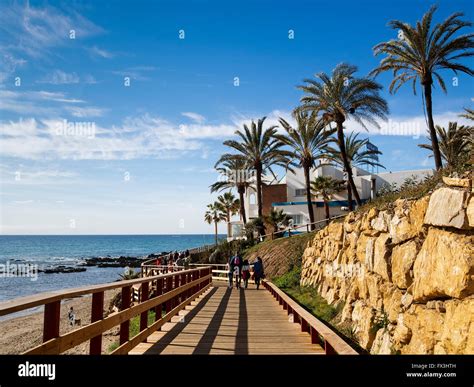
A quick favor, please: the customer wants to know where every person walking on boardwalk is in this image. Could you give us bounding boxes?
[253,256,265,290]
[241,259,251,289]
[233,252,243,288]
[227,254,235,288]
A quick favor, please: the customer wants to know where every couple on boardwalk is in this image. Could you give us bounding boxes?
[227,253,265,290]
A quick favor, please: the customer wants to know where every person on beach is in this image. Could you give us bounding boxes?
[253,256,265,290]
[185,249,190,258]
[68,307,75,326]
[241,259,251,289]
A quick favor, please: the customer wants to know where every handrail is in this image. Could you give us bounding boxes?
[0,267,213,355]
[140,265,187,277]
[264,280,358,355]
[140,244,215,267]
[258,214,346,240]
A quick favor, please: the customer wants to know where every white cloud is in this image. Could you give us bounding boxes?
[344,111,472,138]
[0,114,207,160]
[89,45,114,59]
[111,66,156,81]
[1,109,469,162]
[181,112,206,124]
[12,200,34,205]
[0,53,27,83]
[0,3,104,58]
[83,74,98,84]
[0,165,78,186]
[37,70,80,84]
[66,106,106,118]
[0,89,90,116]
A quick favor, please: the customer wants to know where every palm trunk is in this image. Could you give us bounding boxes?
[226,210,231,237]
[324,201,330,225]
[304,164,315,230]
[256,165,263,218]
[423,81,443,170]
[347,182,353,211]
[336,122,361,206]
[214,221,218,245]
[238,186,247,224]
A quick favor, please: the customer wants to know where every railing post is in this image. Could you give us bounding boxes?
[155,278,163,322]
[164,277,170,313]
[119,286,131,345]
[43,300,61,343]
[186,271,191,299]
[301,318,309,333]
[181,272,187,301]
[140,282,149,338]
[89,291,104,354]
[325,341,337,355]
[311,327,322,345]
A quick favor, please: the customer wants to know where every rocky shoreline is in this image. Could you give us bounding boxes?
[1,251,174,276]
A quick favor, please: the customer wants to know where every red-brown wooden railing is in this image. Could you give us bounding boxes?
[263,280,358,355]
[0,267,212,355]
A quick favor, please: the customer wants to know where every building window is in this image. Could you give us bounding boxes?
[295,188,306,197]
[289,214,303,225]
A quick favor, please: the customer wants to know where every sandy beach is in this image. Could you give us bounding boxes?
[0,290,120,354]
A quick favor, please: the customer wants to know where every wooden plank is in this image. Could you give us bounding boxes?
[136,284,326,356]
[110,284,211,355]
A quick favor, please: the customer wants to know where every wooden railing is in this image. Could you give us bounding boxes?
[188,263,257,285]
[141,264,187,277]
[259,214,346,241]
[264,281,358,355]
[0,267,212,355]
[140,244,215,267]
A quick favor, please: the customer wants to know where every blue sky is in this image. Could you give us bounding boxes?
[0,0,472,234]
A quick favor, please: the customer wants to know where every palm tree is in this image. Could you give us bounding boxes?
[371,5,474,170]
[210,157,251,224]
[298,63,388,207]
[204,203,226,245]
[311,176,346,224]
[221,117,293,219]
[216,192,240,237]
[278,111,336,230]
[418,122,472,169]
[326,132,385,209]
[264,209,291,239]
[460,107,474,122]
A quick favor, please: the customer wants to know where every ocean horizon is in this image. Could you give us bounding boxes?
[0,234,224,304]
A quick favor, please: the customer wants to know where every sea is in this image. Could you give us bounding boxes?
[0,234,220,305]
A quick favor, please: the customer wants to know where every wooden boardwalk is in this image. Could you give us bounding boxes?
[130,283,324,355]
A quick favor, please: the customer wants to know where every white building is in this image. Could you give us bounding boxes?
[242,163,432,228]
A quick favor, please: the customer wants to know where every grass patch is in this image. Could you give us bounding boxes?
[274,267,340,322]
[273,266,364,353]
[244,231,315,256]
[107,310,157,353]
